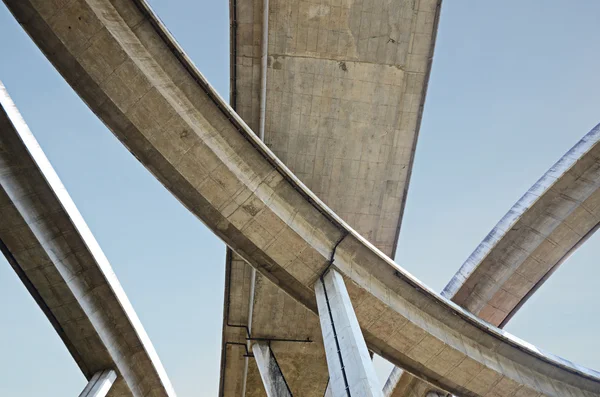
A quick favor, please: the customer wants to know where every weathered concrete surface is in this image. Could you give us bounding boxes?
[79,370,117,397]
[386,124,600,396]
[384,371,436,397]
[0,81,174,397]
[252,342,292,397]
[316,269,382,397]
[223,1,329,392]
[7,1,600,396]
[220,250,255,396]
[224,0,442,394]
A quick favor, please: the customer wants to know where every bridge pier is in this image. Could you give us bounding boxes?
[78,370,116,397]
[252,342,292,397]
[315,269,383,397]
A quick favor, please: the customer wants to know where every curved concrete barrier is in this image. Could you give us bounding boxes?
[4,1,600,395]
[0,81,175,397]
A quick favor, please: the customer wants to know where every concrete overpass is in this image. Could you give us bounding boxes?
[223,0,600,394]
[0,81,174,396]
[385,124,600,396]
[6,1,600,396]
[223,0,442,394]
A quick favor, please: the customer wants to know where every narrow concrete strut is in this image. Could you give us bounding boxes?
[79,370,117,397]
[316,270,382,397]
[5,1,600,396]
[252,343,293,397]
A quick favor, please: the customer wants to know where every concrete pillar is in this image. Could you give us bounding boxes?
[252,342,292,397]
[78,370,116,397]
[315,269,383,397]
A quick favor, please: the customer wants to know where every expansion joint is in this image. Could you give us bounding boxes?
[319,232,349,280]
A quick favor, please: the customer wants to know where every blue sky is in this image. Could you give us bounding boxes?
[0,1,599,395]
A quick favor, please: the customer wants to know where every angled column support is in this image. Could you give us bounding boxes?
[252,342,293,397]
[78,370,117,397]
[315,270,383,397]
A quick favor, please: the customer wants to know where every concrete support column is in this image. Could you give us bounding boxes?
[315,269,383,397]
[252,342,292,397]
[78,370,117,397]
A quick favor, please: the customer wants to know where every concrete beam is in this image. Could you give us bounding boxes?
[445,126,600,324]
[79,370,117,397]
[386,125,600,396]
[6,1,600,396]
[316,270,382,397]
[252,342,292,397]
[0,80,174,397]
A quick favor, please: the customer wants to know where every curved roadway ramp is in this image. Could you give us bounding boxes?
[0,81,175,396]
[385,124,600,396]
[224,0,442,395]
[5,1,600,396]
